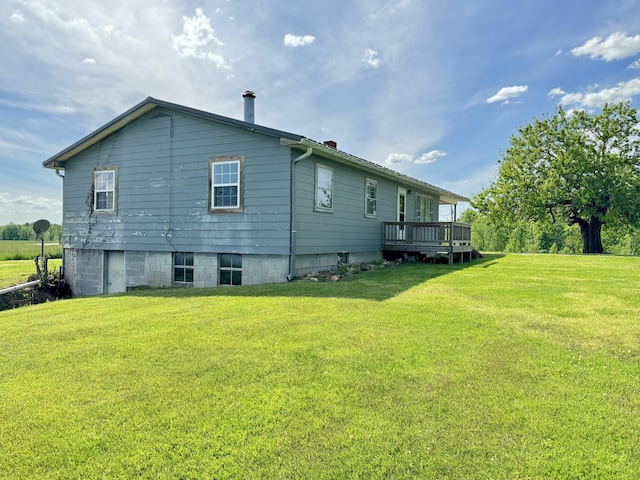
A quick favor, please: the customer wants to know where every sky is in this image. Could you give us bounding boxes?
[2,0,640,225]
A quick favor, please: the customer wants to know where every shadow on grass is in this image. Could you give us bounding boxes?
[125,254,504,302]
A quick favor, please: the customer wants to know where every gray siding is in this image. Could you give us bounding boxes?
[62,109,292,255]
[293,153,442,256]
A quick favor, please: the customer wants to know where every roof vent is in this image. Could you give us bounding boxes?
[323,140,337,149]
[243,90,255,123]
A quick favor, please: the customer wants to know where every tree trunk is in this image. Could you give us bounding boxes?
[579,216,603,254]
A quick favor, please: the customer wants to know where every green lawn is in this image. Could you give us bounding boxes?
[1,254,639,478]
[0,259,62,288]
[0,240,62,261]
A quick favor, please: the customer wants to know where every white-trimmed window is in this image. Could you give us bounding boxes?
[365,178,377,218]
[174,252,194,283]
[315,164,333,212]
[219,253,242,286]
[416,194,435,221]
[93,167,117,213]
[209,156,244,213]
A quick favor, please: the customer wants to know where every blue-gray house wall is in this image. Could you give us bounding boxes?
[49,99,456,297]
[61,108,295,296]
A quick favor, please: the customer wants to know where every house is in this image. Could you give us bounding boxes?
[43,92,470,297]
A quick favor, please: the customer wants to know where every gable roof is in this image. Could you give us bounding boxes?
[43,97,468,204]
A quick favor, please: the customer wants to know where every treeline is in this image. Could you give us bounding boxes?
[459,209,640,256]
[0,223,62,242]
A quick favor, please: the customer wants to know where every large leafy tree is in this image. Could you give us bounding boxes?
[473,102,640,253]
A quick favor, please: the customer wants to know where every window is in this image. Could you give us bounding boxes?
[315,164,333,212]
[365,178,377,217]
[209,156,244,213]
[416,194,435,221]
[174,252,194,283]
[93,167,117,213]
[219,254,242,285]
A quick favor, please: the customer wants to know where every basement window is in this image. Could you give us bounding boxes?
[93,167,117,213]
[219,253,242,286]
[174,252,194,283]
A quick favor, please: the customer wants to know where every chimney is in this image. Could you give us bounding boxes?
[323,140,337,149]
[243,90,255,123]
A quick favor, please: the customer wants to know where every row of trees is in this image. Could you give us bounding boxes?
[0,223,62,242]
[471,102,640,255]
[459,209,640,255]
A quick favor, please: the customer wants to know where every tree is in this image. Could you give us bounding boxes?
[473,102,640,253]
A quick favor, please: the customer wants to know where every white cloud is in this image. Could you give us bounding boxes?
[363,48,380,68]
[10,11,24,24]
[548,87,566,97]
[0,193,62,225]
[385,150,446,166]
[283,34,315,47]
[571,32,640,61]
[554,78,640,108]
[629,59,640,69]
[485,85,528,104]
[83,58,96,65]
[172,8,230,69]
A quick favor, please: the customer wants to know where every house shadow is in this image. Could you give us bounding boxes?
[125,254,503,303]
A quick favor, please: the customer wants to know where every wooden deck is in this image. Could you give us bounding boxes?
[382,222,474,264]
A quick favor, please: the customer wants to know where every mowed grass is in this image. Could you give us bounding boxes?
[0,240,62,261]
[1,254,639,478]
[0,259,63,288]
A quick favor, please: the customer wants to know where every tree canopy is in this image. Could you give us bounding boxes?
[473,102,640,253]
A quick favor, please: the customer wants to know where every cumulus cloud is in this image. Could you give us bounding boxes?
[363,48,380,68]
[485,85,528,104]
[629,59,640,70]
[571,32,640,61]
[552,78,640,108]
[83,58,96,65]
[283,34,315,47]
[548,87,566,97]
[172,8,230,69]
[385,150,446,166]
[10,11,24,24]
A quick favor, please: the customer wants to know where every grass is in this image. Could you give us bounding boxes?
[0,240,62,261]
[0,259,63,288]
[1,254,639,478]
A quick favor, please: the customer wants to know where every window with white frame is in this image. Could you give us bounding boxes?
[174,252,194,283]
[365,178,377,217]
[416,194,435,221]
[93,167,117,213]
[315,164,333,212]
[219,253,242,285]
[209,156,244,213]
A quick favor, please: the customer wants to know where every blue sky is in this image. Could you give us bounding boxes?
[2,0,640,225]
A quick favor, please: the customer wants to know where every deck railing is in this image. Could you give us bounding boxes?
[383,222,471,247]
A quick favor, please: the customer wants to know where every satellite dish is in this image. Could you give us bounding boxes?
[32,219,50,237]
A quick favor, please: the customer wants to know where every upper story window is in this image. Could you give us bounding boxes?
[209,156,244,213]
[365,178,377,218]
[315,164,333,212]
[93,167,117,213]
[416,194,435,221]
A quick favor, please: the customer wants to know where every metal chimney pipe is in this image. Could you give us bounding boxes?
[243,90,255,123]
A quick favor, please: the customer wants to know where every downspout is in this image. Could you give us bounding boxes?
[287,146,313,281]
[54,168,65,277]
